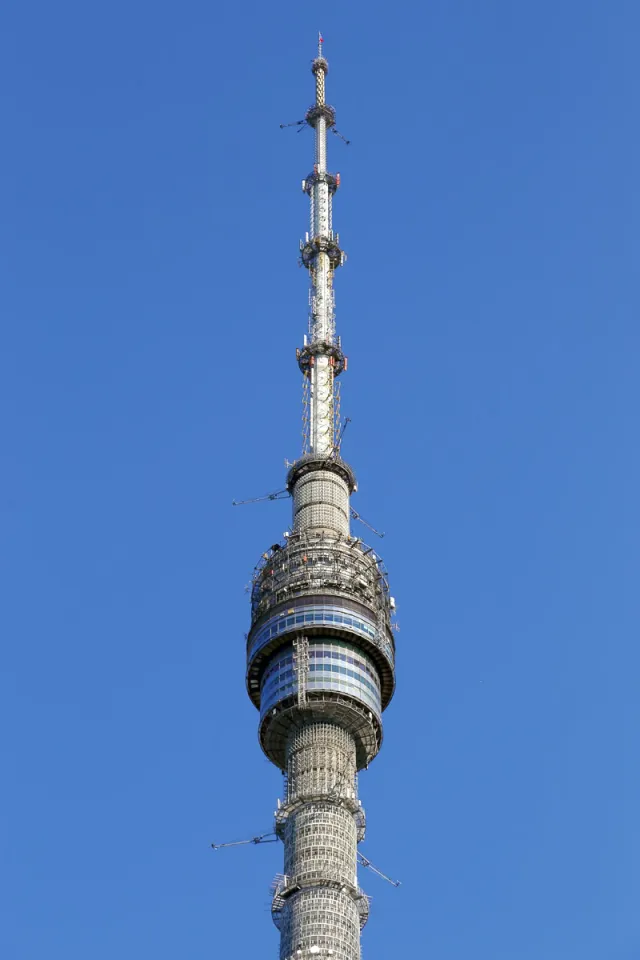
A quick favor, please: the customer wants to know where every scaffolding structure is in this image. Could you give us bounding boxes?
[244,37,397,960]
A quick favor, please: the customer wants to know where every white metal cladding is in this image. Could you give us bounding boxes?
[309,354,334,458]
[279,888,361,960]
[260,640,382,720]
[286,721,357,802]
[276,723,363,960]
[294,502,346,536]
[284,802,357,887]
[294,471,349,512]
[293,470,350,537]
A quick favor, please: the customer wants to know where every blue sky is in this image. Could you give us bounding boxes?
[1,1,638,958]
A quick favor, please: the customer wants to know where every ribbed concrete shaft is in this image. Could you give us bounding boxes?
[293,469,350,537]
[280,723,361,960]
[287,721,357,801]
[279,888,361,960]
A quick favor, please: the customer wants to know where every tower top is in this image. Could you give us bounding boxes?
[312,33,329,80]
[295,32,346,459]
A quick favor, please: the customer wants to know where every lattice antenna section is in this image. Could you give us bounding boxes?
[296,35,346,459]
[307,288,314,340]
[309,190,315,238]
[326,261,336,341]
[302,376,311,455]
[333,379,341,450]
[315,361,335,455]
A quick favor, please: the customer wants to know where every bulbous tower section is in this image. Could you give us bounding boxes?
[245,37,396,960]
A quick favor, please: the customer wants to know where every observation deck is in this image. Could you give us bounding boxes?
[246,526,395,770]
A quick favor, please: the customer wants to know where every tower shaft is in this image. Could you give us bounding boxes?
[275,723,364,960]
[245,37,396,960]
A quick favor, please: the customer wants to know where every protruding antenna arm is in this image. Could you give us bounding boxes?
[332,128,351,145]
[350,508,385,539]
[211,832,277,851]
[333,416,351,457]
[358,852,401,888]
[232,489,290,506]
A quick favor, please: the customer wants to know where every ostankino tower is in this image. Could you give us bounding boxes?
[244,37,397,960]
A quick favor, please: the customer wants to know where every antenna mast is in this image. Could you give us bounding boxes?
[296,32,347,458]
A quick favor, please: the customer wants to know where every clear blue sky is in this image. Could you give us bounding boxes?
[1,2,638,958]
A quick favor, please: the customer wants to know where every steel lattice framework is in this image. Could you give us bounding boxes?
[245,37,396,960]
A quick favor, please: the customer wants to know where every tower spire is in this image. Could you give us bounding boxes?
[243,42,397,960]
[297,37,346,458]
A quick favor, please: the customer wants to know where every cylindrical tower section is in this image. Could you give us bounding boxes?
[293,468,350,537]
[315,117,327,172]
[313,55,327,106]
[258,638,383,770]
[314,183,330,237]
[284,801,358,887]
[312,255,332,341]
[286,721,357,802]
[273,722,365,960]
[309,355,334,456]
[313,55,328,172]
[278,887,362,960]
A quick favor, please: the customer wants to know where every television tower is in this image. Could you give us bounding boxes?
[245,37,396,960]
